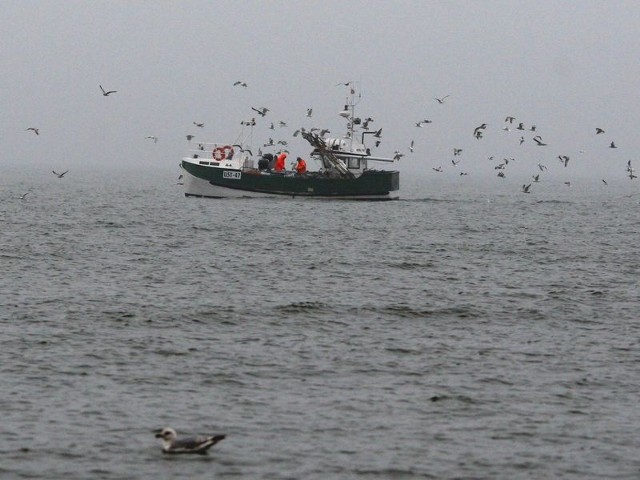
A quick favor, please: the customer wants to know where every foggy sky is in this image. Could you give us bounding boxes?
[3,0,640,184]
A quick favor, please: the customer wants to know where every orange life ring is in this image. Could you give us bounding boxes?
[212,145,234,161]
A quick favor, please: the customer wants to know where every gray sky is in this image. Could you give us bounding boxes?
[2,0,640,182]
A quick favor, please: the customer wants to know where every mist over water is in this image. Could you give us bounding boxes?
[2,167,640,479]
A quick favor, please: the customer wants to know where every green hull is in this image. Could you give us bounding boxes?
[183,161,399,198]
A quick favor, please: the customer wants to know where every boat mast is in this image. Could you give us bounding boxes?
[343,82,361,149]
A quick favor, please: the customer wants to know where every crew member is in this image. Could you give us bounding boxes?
[295,157,307,175]
[275,151,287,172]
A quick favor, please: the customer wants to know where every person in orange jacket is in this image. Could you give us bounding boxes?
[275,151,287,172]
[295,157,307,175]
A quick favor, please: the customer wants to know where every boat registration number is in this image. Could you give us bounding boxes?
[223,171,241,180]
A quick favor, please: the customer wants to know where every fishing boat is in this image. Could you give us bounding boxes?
[180,86,399,200]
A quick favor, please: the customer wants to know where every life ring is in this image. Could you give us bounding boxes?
[212,145,234,161]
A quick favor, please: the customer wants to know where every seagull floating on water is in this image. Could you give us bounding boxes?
[99,85,117,96]
[155,428,225,455]
[610,141,617,149]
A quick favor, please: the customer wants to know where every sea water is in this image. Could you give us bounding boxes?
[2,166,639,479]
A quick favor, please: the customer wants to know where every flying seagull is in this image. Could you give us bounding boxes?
[251,107,269,117]
[52,170,69,178]
[602,179,608,185]
[233,81,248,87]
[408,140,414,152]
[155,428,225,455]
[193,122,204,128]
[19,192,30,199]
[145,135,158,143]
[596,128,605,134]
[473,124,487,136]
[453,148,462,156]
[522,183,532,193]
[504,116,515,124]
[532,136,547,146]
[99,85,117,96]
[306,108,313,117]
[186,135,195,141]
[26,127,40,135]
[434,95,450,104]
[610,141,617,149]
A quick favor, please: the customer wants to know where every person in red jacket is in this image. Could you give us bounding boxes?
[295,157,307,175]
[275,151,287,172]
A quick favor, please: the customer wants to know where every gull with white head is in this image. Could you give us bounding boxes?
[154,427,225,454]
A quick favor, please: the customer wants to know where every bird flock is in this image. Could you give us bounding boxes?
[395,95,637,193]
[20,81,637,198]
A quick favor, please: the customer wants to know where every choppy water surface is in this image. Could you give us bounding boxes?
[2,167,640,479]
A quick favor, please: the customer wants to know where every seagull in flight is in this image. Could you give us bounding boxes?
[408,140,414,152]
[145,136,158,143]
[596,128,605,134]
[186,135,195,141]
[52,170,69,178]
[533,174,540,182]
[251,107,269,117]
[26,127,40,135]
[473,124,487,136]
[193,122,204,128]
[610,141,617,149]
[453,148,462,156]
[532,135,547,146]
[393,151,404,161]
[434,95,450,104]
[155,428,225,455]
[537,163,547,171]
[99,85,117,96]
[415,120,432,127]
[602,179,608,185]
[233,81,248,87]
[306,108,313,117]
[504,116,515,124]
[432,166,443,172]
[522,183,532,193]
[19,192,30,199]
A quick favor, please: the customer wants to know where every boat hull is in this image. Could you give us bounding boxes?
[182,161,399,200]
